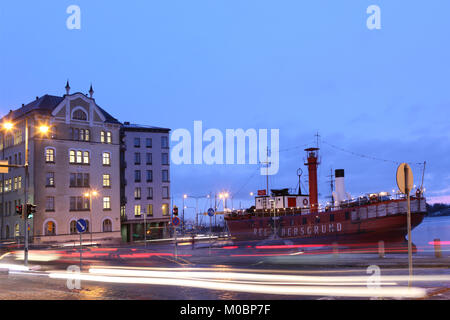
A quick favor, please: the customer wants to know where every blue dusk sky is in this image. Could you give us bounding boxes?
[0,1,449,219]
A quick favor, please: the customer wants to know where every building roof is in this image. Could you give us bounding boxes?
[121,122,170,132]
[3,94,121,124]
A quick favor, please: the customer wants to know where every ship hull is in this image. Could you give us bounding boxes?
[225,199,426,246]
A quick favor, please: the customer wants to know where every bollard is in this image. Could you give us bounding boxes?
[434,239,442,258]
[332,242,339,257]
[378,240,385,258]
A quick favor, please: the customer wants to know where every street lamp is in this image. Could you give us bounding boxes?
[0,120,49,264]
[83,189,98,245]
[184,194,210,230]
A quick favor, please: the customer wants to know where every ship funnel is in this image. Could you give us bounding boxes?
[332,169,351,206]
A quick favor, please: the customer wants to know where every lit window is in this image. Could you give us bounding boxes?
[103,196,111,210]
[45,148,55,163]
[106,131,112,144]
[76,151,82,163]
[103,152,111,166]
[134,187,141,199]
[147,204,153,216]
[103,174,111,187]
[45,221,56,236]
[134,205,141,216]
[83,151,89,164]
[162,203,169,216]
[101,131,105,143]
[69,150,75,163]
[70,221,77,234]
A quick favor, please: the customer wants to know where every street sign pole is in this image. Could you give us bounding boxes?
[397,163,414,288]
[405,166,413,288]
[80,232,82,270]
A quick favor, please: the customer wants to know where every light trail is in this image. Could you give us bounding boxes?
[48,271,426,298]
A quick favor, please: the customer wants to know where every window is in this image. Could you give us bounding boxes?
[134,187,141,199]
[46,197,55,211]
[13,177,17,191]
[161,136,169,148]
[73,109,87,120]
[103,196,111,210]
[147,187,153,199]
[103,174,111,187]
[69,150,90,164]
[70,196,90,211]
[162,186,169,199]
[46,172,55,187]
[162,153,169,165]
[162,204,169,216]
[134,170,141,182]
[103,152,111,166]
[103,219,112,232]
[134,138,140,148]
[146,170,153,182]
[18,177,21,190]
[147,204,153,216]
[18,153,22,165]
[162,170,169,182]
[45,221,56,236]
[146,138,152,148]
[134,152,141,165]
[45,148,55,163]
[134,205,141,217]
[146,153,152,165]
[71,128,90,141]
[70,173,89,187]
[101,131,112,144]
[70,221,77,234]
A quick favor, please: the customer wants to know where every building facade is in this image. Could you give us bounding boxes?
[120,123,171,242]
[0,84,122,244]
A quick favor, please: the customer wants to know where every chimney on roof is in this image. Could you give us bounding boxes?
[89,84,94,98]
[65,80,71,95]
[36,96,39,100]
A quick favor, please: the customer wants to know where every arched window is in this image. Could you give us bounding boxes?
[70,221,77,234]
[45,221,56,236]
[45,148,55,163]
[103,219,112,232]
[72,108,87,121]
[14,224,20,238]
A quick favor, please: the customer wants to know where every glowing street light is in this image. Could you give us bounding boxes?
[3,122,13,131]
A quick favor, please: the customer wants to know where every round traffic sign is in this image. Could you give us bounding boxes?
[396,163,414,195]
[207,208,215,217]
[76,219,87,233]
[172,216,181,226]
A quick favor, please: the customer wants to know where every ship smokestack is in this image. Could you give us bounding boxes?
[332,169,351,206]
[305,147,320,213]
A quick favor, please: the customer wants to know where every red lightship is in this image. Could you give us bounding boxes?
[224,147,426,250]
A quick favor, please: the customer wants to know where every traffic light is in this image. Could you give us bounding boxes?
[172,205,178,216]
[16,205,23,218]
[26,204,36,219]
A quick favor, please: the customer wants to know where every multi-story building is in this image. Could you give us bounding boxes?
[120,123,171,242]
[0,83,122,244]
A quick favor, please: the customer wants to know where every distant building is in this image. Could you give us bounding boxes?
[0,83,122,244]
[120,122,171,242]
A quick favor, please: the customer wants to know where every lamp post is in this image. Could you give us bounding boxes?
[83,189,98,246]
[182,194,187,235]
[0,120,49,265]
